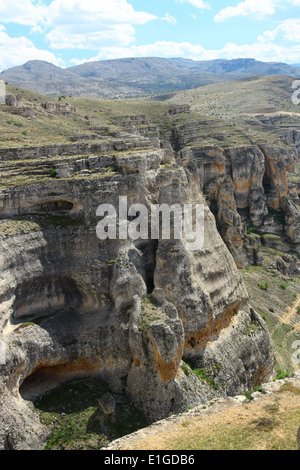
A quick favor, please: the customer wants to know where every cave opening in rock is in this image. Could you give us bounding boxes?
[39,200,75,213]
[13,276,85,321]
[19,359,102,404]
[130,239,158,295]
[262,171,273,196]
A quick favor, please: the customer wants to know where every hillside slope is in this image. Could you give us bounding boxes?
[165,75,299,116]
[1,58,300,99]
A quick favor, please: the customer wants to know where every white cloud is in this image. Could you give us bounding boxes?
[45,0,156,27]
[45,0,157,50]
[46,24,136,50]
[214,0,300,22]
[84,34,300,64]
[1,0,300,70]
[0,0,46,26]
[215,0,277,22]
[0,24,61,71]
[0,0,157,51]
[217,40,300,63]
[176,0,211,9]
[162,13,177,24]
[86,41,208,61]
[258,18,300,43]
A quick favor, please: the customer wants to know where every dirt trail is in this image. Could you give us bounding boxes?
[281,295,300,331]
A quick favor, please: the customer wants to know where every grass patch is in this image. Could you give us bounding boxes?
[274,368,291,381]
[139,294,168,331]
[168,405,300,450]
[36,377,147,450]
[279,382,300,395]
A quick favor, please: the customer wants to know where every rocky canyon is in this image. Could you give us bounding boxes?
[0,79,299,449]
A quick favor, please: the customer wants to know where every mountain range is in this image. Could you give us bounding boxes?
[1,57,300,99]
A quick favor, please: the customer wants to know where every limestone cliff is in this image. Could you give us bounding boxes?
[176,127,300,268]
[0,150,274,449]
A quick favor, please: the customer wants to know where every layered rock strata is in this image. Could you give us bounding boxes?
[0,153,274,449]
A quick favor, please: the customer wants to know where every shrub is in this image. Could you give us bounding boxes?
[244,390,252,401]
[274,368,290,381]
[258,282,269,291]
[247,227,256,235]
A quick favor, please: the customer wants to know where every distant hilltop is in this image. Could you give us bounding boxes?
[1,57,300,99]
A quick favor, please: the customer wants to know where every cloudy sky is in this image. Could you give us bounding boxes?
[0,0,300,70]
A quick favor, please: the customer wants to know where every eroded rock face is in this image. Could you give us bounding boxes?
[282,197,300,250]
[0,155,274,449]
[178,141,299,267]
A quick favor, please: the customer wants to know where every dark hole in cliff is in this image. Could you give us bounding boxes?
[19,359,102,404]
[170,130,181,153]
[39,200,74,212]
[262,172,273,195]
[13,276,84,320]
[146,276,155,294]
[129,239,158,295]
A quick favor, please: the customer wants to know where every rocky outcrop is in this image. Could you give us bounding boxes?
[282,197,300,250]
[0,157,274,448]
[5,94,23,107]
[0,137,156,162]
[169,105,190,115]
[177,138,299,266]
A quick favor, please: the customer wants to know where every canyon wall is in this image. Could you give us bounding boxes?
[0,152,274,449]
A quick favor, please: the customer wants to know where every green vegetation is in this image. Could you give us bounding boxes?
[254,386,267,394]
[247,227,257,236]
[6,118,23,127]
[258,282,269,291]
[245,320,262,336]
[183,360,218,390]
[167,75,298,117]
[280,282,288,290]
[139,294,169,331]
[242,247,300,373]
[274,368,291,381]
[0,219,41,237]
[36,377,147,450]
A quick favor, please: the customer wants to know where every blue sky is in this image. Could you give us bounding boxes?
[0,0,300,71]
